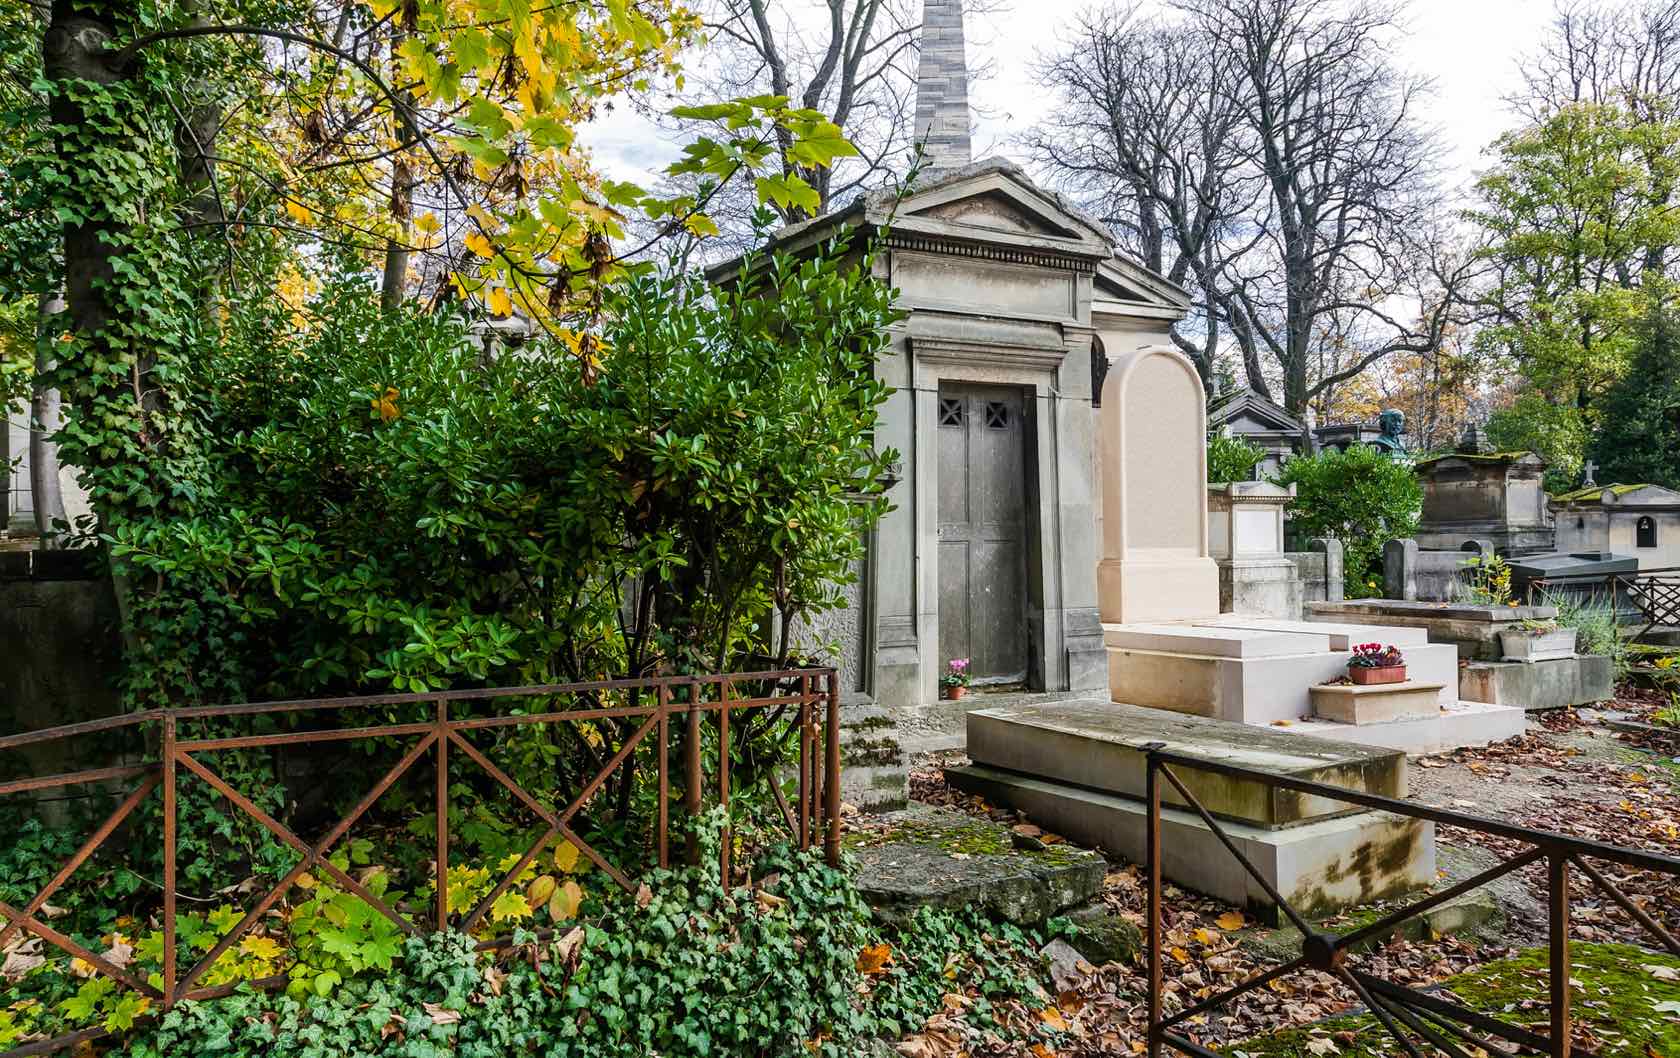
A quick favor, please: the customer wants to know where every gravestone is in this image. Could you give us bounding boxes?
[1097,347,1219,623]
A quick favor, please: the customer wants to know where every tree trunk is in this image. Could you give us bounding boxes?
[29,293,68,545]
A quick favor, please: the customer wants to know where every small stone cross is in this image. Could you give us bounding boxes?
[1581,460,1597,488]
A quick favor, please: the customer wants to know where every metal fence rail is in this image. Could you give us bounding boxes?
[1525,566,1680,637]
[0,668,842,1056]
[1141,743,1680,1058]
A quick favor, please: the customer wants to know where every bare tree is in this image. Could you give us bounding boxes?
[1518,0,1680,122]
[1028,3,1260,383]
[1036,0,1483,418]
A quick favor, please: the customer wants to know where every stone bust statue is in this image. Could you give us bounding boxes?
[1372,409,1408,455]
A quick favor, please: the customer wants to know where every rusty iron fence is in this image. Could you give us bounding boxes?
[1142,743,1680,1058]
[1524,566,1680,638]
[0,668,841,1055]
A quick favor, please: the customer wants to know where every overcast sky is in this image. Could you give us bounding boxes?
[586,0,1561,200]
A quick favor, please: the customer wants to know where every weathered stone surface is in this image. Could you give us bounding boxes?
[968,700,1408,826]
[848,805,1105,925]
[1065,902,1142,966]
[946,764,1434,923]
[1309,682,1444,725]
[1238,842,1513,963]
[1459,656,1614,711]
[1104,622,1327,657]
[1193,617,1429,650]
[1309,599,1558,660]
[838,701,908,812]
[1289,700,1527,756]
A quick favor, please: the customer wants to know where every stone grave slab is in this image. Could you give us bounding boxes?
[846,804,1105,925]
[945,764,1434,921]
[1191,616,1430,650]
[1309,682,1444,725]
[1458,656,1615,711]
[1103,622,1331,657]
[967,701,1406,826]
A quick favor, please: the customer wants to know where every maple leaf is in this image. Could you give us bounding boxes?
[1215,911,1247,931]
[856,942,892,975]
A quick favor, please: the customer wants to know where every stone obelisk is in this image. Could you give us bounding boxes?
[913,0,973,171]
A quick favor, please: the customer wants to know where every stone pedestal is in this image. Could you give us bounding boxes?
[1458,657,1615,711]
[1209,482,1304,619]
[1310,682,1443,725]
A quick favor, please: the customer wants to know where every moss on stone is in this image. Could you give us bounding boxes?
[1223,943,1680,1057]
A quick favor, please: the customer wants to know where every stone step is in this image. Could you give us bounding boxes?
[1102,622,1331,658]
[967,700,1407,827]
[1458,657,1614,711]
[1288,700,1527,756]
[945,763,1434,922]
[1106,641,1460,725]
[1191,616,1430,650]
[1310,681,1445,725]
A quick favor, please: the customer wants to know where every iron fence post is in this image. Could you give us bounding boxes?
[1144,741,1164,1058]
[161,713,176,1009]
[435,699,449,932]
[719,680,732,887]
[1549,851,1571,1058]
[824,669,841,867]
[657,683,669,869]
[686,680,702,865]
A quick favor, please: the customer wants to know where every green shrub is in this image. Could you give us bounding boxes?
[1545,591,1631,680]
[1207,432,1267,484]
[103,829,1057,1058]
[1273,446,1421,599]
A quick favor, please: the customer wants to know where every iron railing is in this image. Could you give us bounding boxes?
[1524,566,1680,637]
[0,668,842,1056]
[1142,743,1680,1058]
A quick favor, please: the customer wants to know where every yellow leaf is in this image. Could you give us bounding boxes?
[1215,911,1246,931]
[488,286,512,316]
[554,840,580,873]
[414,212,441,235]
[284,199,312,224]
[547,879,583,921]
[1170,946,1190,964]
[1039,1006,1069,1032]
[239,935,282,960]
[295,872,316,891]
[855,942,892,974]
[464,231,495,258]
[527,874,557,908]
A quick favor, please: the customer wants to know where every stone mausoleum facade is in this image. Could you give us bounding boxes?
[713,0,1190,712]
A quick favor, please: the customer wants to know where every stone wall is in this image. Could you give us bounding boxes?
[1282,538,1344,608]
[0,548,124,778]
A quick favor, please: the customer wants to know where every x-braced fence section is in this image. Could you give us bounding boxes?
[0,668,842,1052]
[1141,743,1680,1058]
[1527,567,1680,639]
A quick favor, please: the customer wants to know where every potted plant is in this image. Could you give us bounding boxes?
[1347,642,1407,685]
[1499,618,1576,663]
[941,658,971,700]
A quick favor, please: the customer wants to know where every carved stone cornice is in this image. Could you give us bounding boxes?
[886,233,1098,275]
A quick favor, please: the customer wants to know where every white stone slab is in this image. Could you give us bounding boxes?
[968,701,1407,826]
[1289,700,1526,756]
[1192,616,1430,651]
[946,764,1435,920]
[1103,622,1332,658]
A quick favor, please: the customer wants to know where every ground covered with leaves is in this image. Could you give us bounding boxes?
[902,684,1680,1057]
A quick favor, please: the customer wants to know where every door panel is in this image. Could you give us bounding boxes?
[936,383,1028,683]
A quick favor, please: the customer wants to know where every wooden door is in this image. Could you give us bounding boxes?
[937,383,1029,684]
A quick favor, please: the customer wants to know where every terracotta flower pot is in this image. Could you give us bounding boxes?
[1349,665,1406,685]
[945,685,967,701]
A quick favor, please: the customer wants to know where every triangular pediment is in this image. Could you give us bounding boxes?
[912,189,1083,239]
[1209,389,1303,433]
[875,160,1115,261]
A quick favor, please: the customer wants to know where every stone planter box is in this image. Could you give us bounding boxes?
[1498,629,1575,663]
[1349,665,1407,685]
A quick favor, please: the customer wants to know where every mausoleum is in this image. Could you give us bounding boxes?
[712,0,1192,712]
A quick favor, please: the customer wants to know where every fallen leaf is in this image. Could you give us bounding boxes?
[856,942,893,974]
[422,1002,461,1025]
[1039,1006,1069,1032]
[1215,911,1246,931]
[635,883,653,909]
[1643,963,1680,981]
